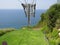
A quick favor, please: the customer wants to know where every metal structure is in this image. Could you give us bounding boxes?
[19,0,36,26]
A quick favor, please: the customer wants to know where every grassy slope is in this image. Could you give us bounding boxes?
[0,28,15,36]
[0,28,48,45]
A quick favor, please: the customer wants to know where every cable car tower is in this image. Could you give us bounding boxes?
[19,0,36,26]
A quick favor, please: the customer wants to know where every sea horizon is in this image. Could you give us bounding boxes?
[0,9,46,29]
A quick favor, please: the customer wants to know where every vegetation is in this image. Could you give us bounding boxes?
[0,28,48,45]
[0,4,60,45]
[38,4,60,32]
[0,28,15,36]
[37,4,60,45]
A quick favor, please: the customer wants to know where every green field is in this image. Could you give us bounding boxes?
[0,28,48,45]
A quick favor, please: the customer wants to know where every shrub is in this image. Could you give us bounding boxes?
[56,38,60,45]
[49,39,56,45]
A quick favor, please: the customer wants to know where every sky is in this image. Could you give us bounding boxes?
[0,0,57,9]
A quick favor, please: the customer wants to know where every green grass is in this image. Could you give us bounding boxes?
[0,28,48,45]
[0,28,15,36]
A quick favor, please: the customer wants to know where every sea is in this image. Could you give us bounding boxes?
[0,9,46,29]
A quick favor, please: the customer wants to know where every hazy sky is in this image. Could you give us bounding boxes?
[0,0,57,9]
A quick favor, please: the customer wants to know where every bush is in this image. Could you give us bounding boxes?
[49,38,60,45]
[41,25,50,34]
[49,39,56,45]
[51,29,59,39]
[56,38,60,45]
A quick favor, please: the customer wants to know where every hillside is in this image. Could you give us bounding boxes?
[37,4,60,45]
[0,4,60,45]
[37,4,60,31]
[0,28,48,45]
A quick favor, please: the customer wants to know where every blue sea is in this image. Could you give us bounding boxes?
[0,9,46,29]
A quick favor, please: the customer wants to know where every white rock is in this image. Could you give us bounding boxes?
[58,29,60,31]
[58,33,60,37]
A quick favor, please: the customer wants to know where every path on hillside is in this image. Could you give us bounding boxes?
[33,27,40,30]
